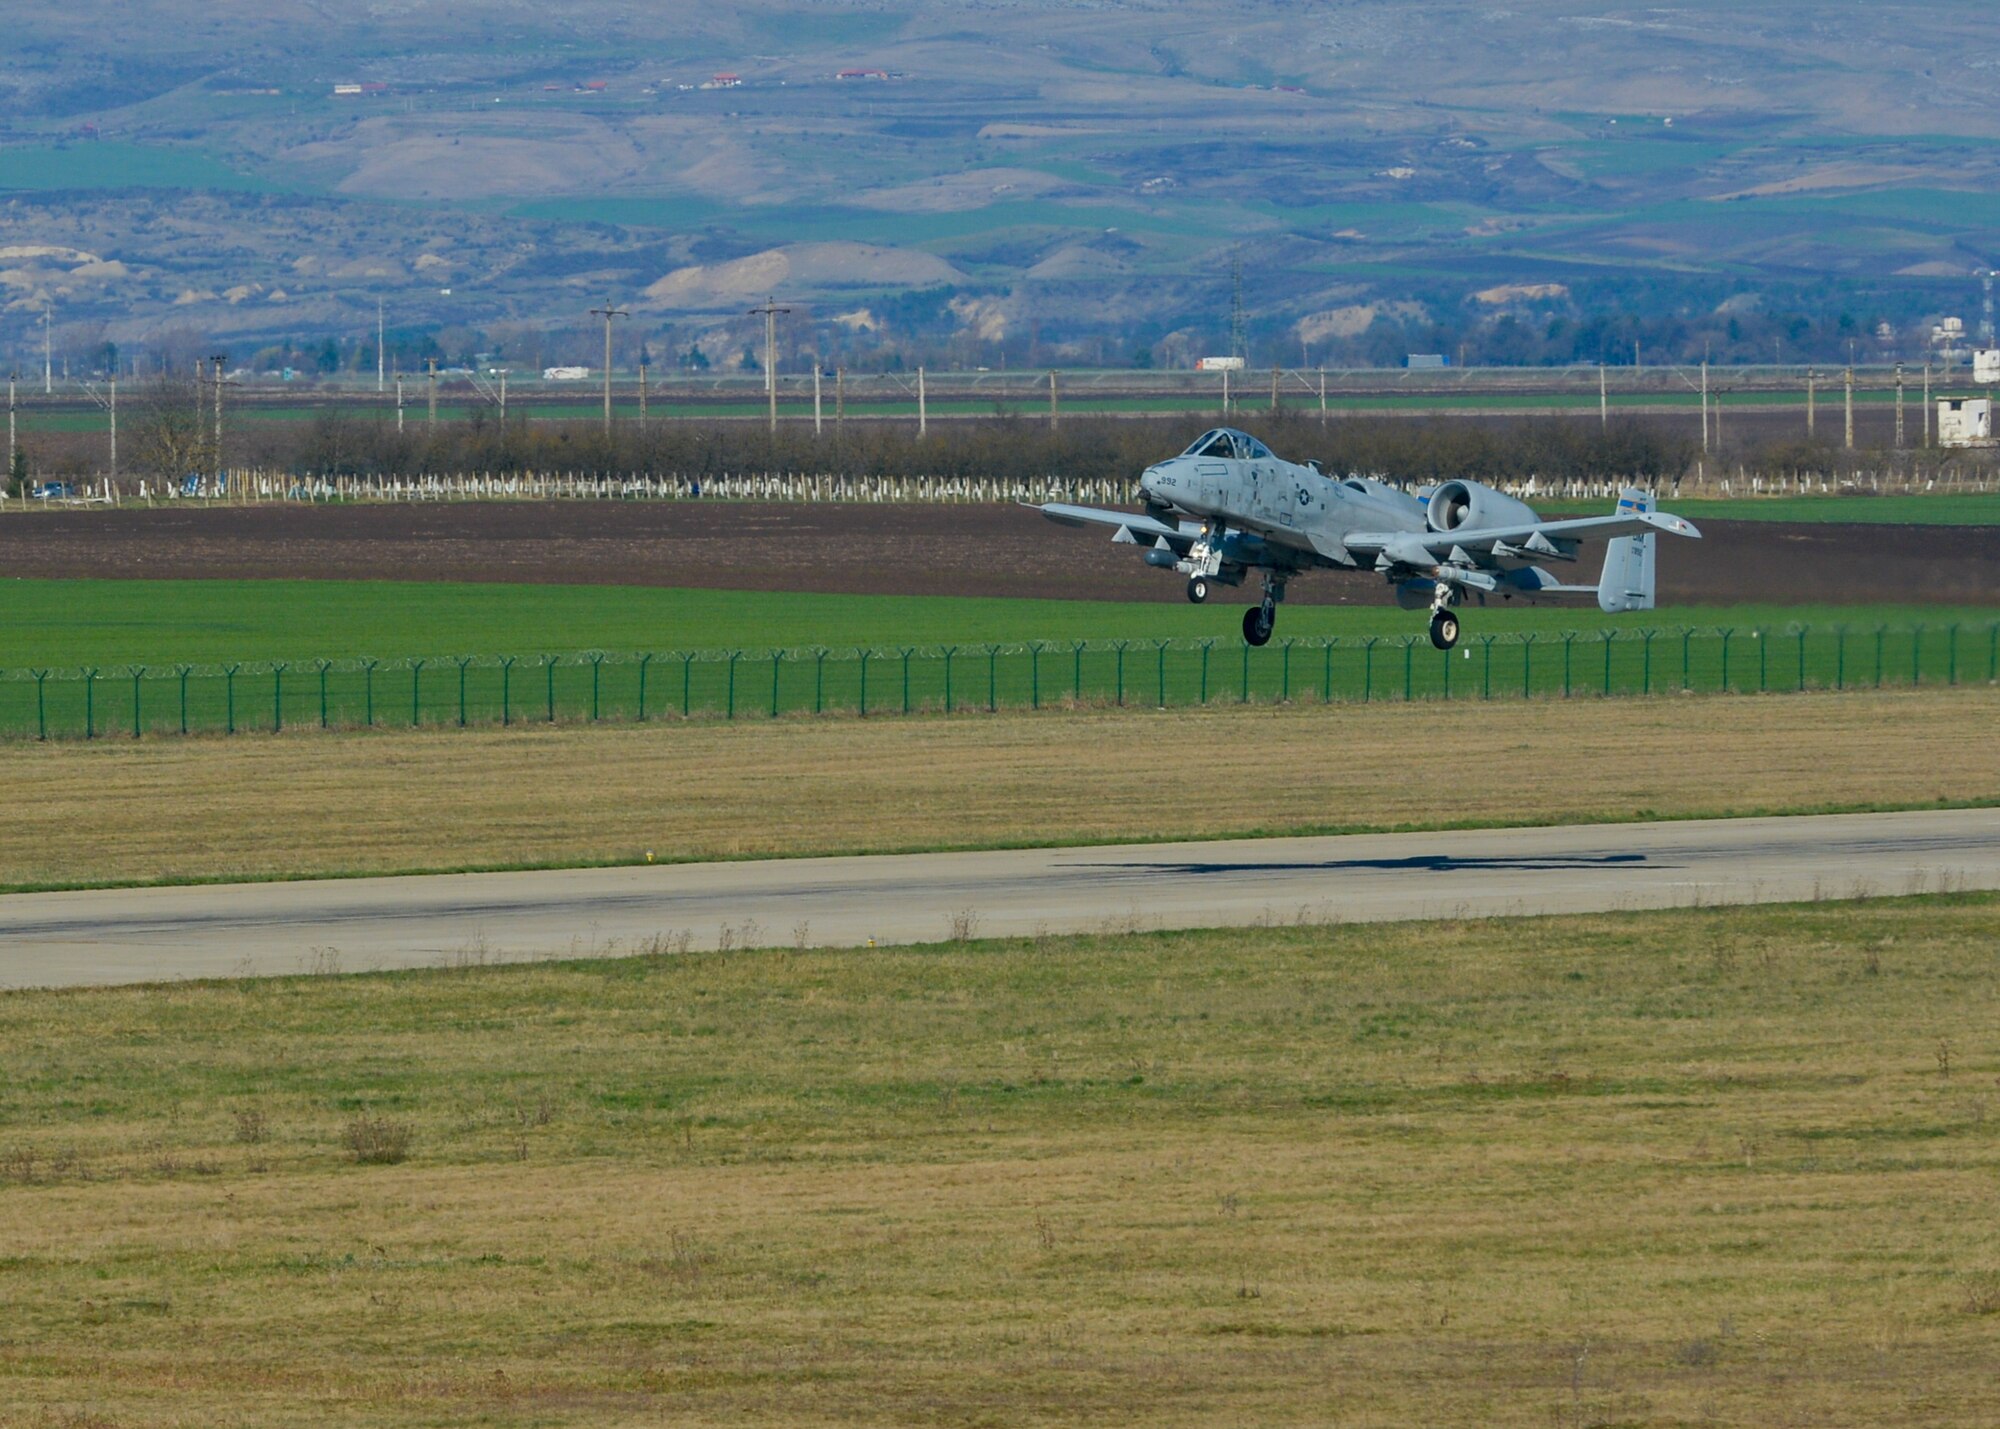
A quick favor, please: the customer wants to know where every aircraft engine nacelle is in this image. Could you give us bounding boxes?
[1425,479,1538,535]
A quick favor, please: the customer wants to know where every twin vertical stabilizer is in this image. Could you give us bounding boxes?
[1597,487,1658,612]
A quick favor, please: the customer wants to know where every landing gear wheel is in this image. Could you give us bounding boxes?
[1187,576,1210,605]
[1243,605,1275,647]
[1428,610,1461,651]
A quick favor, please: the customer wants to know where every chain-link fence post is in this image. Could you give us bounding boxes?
[1072,640,1086,703]
[273,661,287,732]
[1279,638,1293,703]
[1718,629,1733,693]
[1521,633,1536,699]
[1873,625,1885,689]
[859,649,872,717]
[1795,626,1807,692]
[816,648,830,715]
[682,652,695,717]
[590,653,605,721]
[901,647,916,714]
[1833,625,1846,690]
[1911,624,1924,687]
[32,669,47,741]
[942,646,957,714]
[362,658,377,727]
[727,650,740,719]
[177,665,191,735]
[1479,635,1496,699]
[316,659,332,729]
[1947,623,1959,686]
[456,656,474,727]
[637,653,651,722]
[1156,638,1170,708]
[544,654,559,722]
[1028,642,1042,710]
[1199,639,1213,704]
[1362,636,1378,703]
[771,649,785,717]
[1560,632,1575,698]
[501,656,515,726]
[1322,637,1336,703]
[1114,640,1128,706]
[411,658,425,727]
[1755,628,1767,693]
[1599,629,1615,696]
[224,663,240,734]
[1679,627,1693,691]
[987,644,1001,713]
[130,665,144,737]
[1639,629,1654,695]
[1241,641,1252,703]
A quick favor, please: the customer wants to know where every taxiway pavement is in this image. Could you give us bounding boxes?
[1,808,1994,988]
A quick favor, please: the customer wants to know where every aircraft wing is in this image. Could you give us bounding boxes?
[1344,508,1699,568]
[1035,502,1201,553]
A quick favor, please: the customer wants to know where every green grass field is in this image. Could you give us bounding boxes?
[3,896,1998,1424]
[1542,493,2000,525]
[1,581,1990,670]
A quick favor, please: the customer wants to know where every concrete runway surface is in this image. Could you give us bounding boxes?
[1,808,1995,989]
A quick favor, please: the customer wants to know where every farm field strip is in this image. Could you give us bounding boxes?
[1,687,1992,891]
[1,896,1997,1425]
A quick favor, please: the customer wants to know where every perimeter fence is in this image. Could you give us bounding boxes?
[4,622,1995,742]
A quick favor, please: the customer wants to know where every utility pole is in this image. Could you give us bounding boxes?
[836,365,845,432]
[1700,360,1709,453]
[396,375,405,434]
[211,354,227,485]
[1318,368,1327,425]
[1923,359,1932,446]
[589,301,628,433]
[499,369,507,423]
[1228,258,1246,363]
[1222,366,1230,414]
[1844,364,1854,451]
[917,366,927,438]
[108,374,116,479]
[377,299,386,393]
[1049,369,1058,431]
[1806,369,1816,438]
[7,374,15,495]
[1895,362,1905,449]
[1599,362,1607,429]
[812,365,822,436]
[1270,364,1279,414]
[427,358,438,430]
[746,295,791,434]
[637,360,646,426]
[42,303,53,394]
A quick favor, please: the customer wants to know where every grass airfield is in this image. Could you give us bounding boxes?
[2,896,1997,1425]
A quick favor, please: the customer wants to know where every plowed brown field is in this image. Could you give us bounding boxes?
[0,502,1992,604]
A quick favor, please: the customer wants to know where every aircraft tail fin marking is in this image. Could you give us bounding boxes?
[1597,487,1658,613]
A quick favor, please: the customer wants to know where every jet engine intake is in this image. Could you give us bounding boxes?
[1425,479,1538,535]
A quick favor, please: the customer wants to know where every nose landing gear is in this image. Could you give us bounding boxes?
[1187,576,1210,604]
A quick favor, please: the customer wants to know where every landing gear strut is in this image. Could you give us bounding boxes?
[1242,574,1284,647]
[1427,581,1461,650]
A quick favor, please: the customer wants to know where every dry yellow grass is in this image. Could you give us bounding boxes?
[0,898,1997,1425]
[2,688,1996,888]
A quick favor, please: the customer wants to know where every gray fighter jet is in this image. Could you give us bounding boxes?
[1040,427,1700,648]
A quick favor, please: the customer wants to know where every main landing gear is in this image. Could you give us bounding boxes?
[1427,581,1461,650]
[1241,575,1285,647]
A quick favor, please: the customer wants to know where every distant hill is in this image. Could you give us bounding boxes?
[2,1,1996,369]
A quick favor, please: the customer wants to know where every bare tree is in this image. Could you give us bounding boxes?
[130,373,208,480]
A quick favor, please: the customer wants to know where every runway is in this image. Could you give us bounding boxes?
[1,808,1995,989]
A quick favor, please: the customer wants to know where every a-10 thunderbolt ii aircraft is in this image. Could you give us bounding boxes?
[1039,427,1700,649]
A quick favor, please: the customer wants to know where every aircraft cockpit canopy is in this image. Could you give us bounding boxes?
[1181,428,1273,461]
